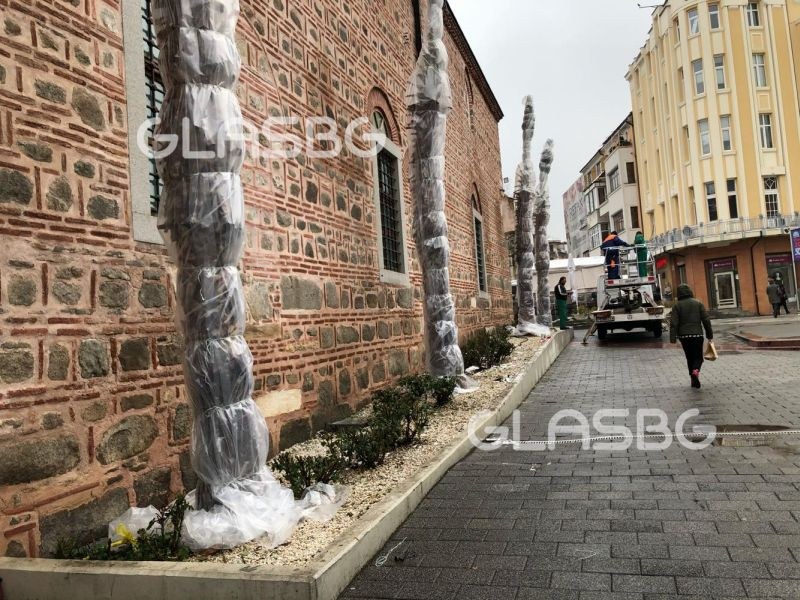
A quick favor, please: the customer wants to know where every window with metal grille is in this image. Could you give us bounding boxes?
[764,176,780,218]
[377,148,404,273]
[142,0,164,215]
[473,207,487,293]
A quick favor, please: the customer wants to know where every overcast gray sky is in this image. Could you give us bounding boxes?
[451,1,655,240]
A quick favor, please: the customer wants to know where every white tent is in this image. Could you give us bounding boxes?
[513,256,605,293]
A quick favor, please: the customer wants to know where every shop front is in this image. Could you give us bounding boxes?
[766,253,796,303]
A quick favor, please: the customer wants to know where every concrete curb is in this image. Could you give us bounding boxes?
[0,330,573,600]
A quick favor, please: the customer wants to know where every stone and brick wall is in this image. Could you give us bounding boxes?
[0,0,511,556]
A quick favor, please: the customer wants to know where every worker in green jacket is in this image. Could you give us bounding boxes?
[634,231,648,277]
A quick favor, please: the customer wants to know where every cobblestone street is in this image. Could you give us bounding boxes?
[341,332,800,599]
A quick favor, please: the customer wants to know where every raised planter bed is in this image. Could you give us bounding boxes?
[0,330,573,600]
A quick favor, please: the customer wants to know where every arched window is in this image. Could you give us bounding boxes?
[371,109,409,285]
[472,193,487,294]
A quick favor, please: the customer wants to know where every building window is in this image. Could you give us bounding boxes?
[682,125,690,160]
[727,178,738,219]
[377,149,405,273]
[589,224,603,250]
[688,8,700,35]
[759,113,774,149]
[612,210,625,233]
[705,181,718,222]
[626,162,636,184]
[677,67,685,102]
[142,0,163,216]
[631,206,640,230]
[698,119,711,155]
[598,185,607,204]
[714,55,726,89]
[674,17,681,41]
[747,2,760,27]
[709,3,720,29]
[473,201,487,294]
[764,176,780,218]
[752,53,767,87]
[692,59,705,95]
[608,167,620,193]
[720,115,732,151]
[372,107,409,284]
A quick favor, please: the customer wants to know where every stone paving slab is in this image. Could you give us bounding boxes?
[340,334,800,599]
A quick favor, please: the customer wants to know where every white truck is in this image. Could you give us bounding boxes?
[591,247,665,340]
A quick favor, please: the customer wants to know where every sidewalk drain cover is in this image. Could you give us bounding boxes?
[712,424,794,447]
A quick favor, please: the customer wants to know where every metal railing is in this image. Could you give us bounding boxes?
[648,213,800,254]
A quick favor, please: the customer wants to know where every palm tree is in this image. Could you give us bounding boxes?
[534,140,555,327]
[407,0,471,386]
[153,0,267,511]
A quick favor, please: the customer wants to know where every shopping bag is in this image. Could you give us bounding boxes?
[704,341,718,361]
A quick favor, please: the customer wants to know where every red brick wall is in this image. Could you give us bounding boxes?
[0,0,511,556]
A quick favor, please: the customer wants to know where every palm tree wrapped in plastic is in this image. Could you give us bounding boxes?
[514,97,550,336]
[534,139,555,327]
[406,0,475,389]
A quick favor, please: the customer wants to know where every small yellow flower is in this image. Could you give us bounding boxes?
[111,523,137,549]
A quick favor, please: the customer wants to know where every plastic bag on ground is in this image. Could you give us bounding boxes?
[109,506,161,544]
[299,483,350,522]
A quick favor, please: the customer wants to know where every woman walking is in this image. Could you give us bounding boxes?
[669,284,713,389]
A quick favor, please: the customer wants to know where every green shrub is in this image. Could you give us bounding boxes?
[272,450,346,499]
[325,426,393,469]
[54,495,193,561]
[460,327,514,370]
[398,374,457,406]
[372,386,432,446]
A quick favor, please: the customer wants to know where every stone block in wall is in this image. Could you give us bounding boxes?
[96,415,158,465]
[245,281,272,320]
[336,325,359,345]
[377,321,390,339]
[0,167,33,205]
[338,369,351,398]
[324,281,339,308]
[138,282,168,308]
[178,451,198,492]
[396,288,413,309]
[156,336,183,367]
[171,404,191,441]
[280,275,322,310]
[372,361,386,383]
[134,467,172,509]
[120,394,154,412]
[388,349,409,377]
[361,323,375,342]
[0,435,80,485]
[79,340,109,379]
[118,338,150,371]
[81,402,107,423]
[255,389,302,419]
[7,275,37,306]
[39,488,129,556]
[0,342,34,383]
[279,418,311,451]
[98,280,129,310]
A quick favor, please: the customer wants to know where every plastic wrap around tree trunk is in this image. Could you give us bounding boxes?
[513,97,548,337]
[406,0,473,388]
[534,140,554,327]
[151,0,309,550]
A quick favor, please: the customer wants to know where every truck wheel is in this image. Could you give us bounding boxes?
[597,326,607,340]
[653,323,663,338]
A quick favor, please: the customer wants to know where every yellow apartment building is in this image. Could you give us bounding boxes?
[627,0,800,315]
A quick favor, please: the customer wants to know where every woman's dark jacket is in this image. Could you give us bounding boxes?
[669,284,713,343]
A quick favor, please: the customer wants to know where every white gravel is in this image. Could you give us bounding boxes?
[194,335,547,567]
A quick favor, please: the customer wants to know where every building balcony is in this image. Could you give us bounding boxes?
[649,214,800,254]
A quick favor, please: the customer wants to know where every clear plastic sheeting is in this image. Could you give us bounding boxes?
[534,140,555,328]
[407,0,476,392]
[105,0,344,551]
[514,97,549,337]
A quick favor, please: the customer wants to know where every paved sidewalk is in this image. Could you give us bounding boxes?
[341,336,800,599]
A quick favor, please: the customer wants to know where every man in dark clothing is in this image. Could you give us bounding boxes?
[600,231,630,279]
[774,273,791,315]
[670,284,713,389]
[554,277,570,330]
[767,278,782,318]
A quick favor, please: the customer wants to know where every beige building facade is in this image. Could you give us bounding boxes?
[627,0,800,314]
